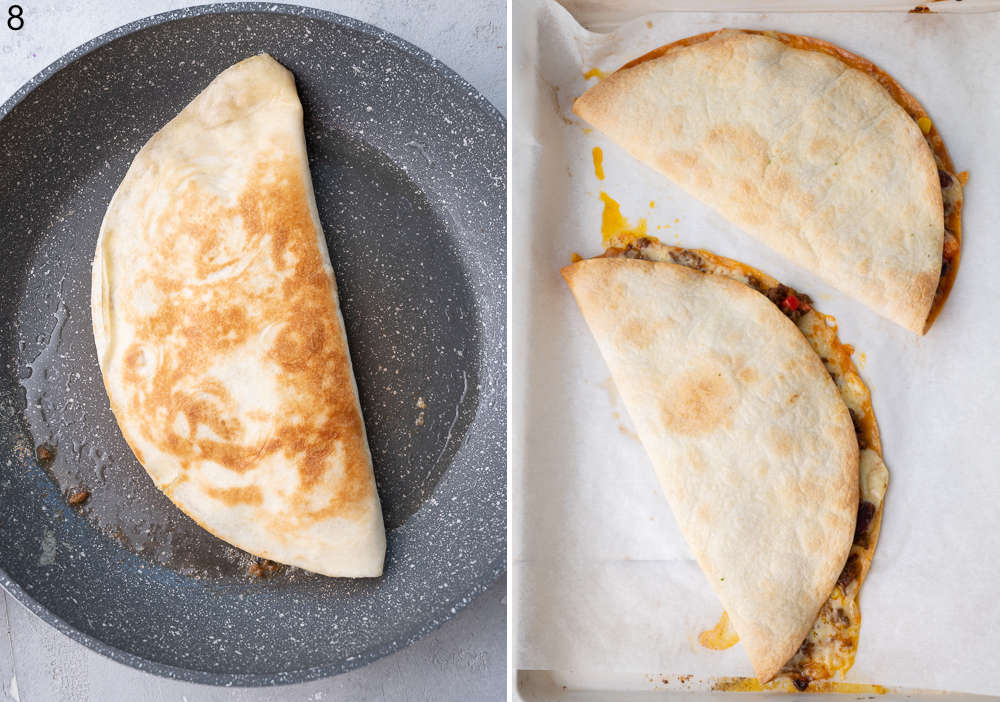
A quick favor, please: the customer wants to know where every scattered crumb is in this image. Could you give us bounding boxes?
[678,674,693,684]
[548,82,574,126]
[68,488,90,506]
[647,21,654,28]
[617,423,638,440]
[248,559,285,578]
[416,396,427,409]
[36,443,55,462]
[416,411,425,427]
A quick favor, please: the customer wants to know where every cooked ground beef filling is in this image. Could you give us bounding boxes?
[619,238,814,323]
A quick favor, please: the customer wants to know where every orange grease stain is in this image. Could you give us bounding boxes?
[592,146,604,181]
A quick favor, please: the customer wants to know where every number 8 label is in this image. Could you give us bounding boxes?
[8,4,23,31]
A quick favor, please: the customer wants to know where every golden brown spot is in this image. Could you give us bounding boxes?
[768,425,794,457]
[685,447,707,473]
[204,484,263,507]
[661,150,698,173]
[118,156,373,524]
[703,126,768,175]
[122,344,148,383]
[620,318,655,350]
[660,367,735,436]
[911,270,939,319]
[737,366,758,384]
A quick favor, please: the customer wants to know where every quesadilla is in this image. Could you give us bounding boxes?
[574,29,964,334]
[562,237,889,685]
[91,55,386,578]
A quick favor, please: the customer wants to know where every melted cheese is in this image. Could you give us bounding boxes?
[698,611,739,650]
[712,677,888,694]
[599,192,647,247]
[592,146,605,181]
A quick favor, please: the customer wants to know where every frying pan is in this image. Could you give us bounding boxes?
[0,2,505,686]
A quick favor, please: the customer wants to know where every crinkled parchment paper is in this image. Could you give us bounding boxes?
[512,0,1000,693]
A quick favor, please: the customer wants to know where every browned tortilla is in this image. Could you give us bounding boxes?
[587,29,964,333]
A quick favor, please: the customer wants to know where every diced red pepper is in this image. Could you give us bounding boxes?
[782,294,800,311]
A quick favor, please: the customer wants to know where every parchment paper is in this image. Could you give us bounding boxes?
[512,0,1000,694]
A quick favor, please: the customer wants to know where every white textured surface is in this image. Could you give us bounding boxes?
[0,1,505,700]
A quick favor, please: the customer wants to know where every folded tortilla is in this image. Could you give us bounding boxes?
[92,55,386,578]
[574,29,964,334]
[563,240,889,682]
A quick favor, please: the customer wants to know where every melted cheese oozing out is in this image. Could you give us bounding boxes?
[712,677,888,694]
[699,611,740,650]
[606,238,889,687]
[599,191,647,247]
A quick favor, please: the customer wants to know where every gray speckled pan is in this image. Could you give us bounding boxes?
[0,2,505,687]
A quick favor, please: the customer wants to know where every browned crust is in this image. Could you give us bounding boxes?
[99,155,374,527]
[618,29,963,333]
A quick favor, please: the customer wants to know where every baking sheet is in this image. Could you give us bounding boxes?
[512,0,1000,694]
